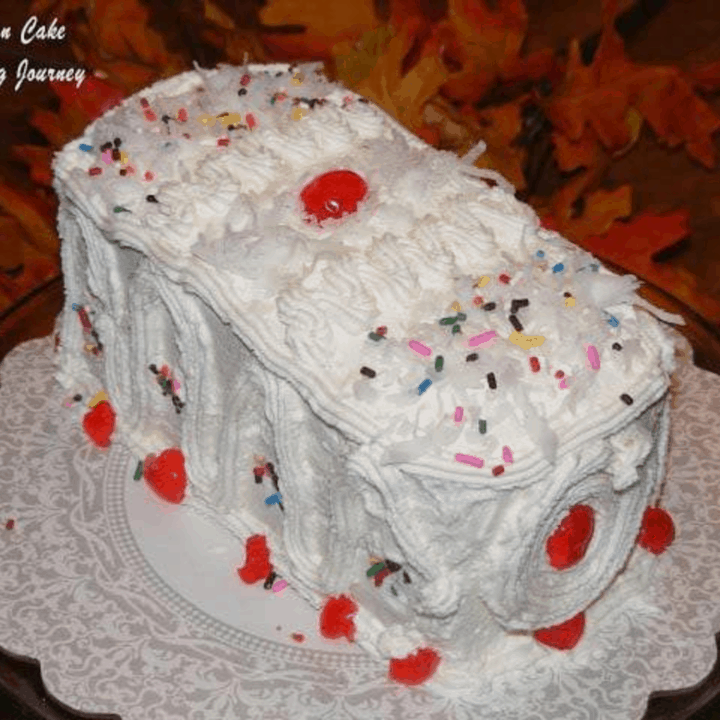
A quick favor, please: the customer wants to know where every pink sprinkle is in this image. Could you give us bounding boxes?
[144,171,154,181]
[408,340,432,357]
[502,446,513,463]
[240,73,251,86]
[140,98,149,108]
[177,108,188,122]
[88,167,102,176]
[559,377,569,389]
[454,407,464,423]
[585,344,601,371]
[217,137,230,147]
[172,379,181,393]
[246,113,257,129]
[144,110,157,122]
[101,150,113,165]
[467,330,497,347]
[272,579,288,593]
[455,453,484,468]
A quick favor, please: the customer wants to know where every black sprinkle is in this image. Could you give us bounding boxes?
[238,88,247,96]
[612,343,622,351]
[620,393,634,405]
[487,372,497,389]
[119,169,127,176]
[263,571,278,590]
[265,461,275,475]
[276,71,283,76]
[254,473,263,484]
[360,366,377,378]
[113,137,122,147]
[482,302,497,311]
[466,353,479,362]
[385,559,401,572]
[402,571,411,583]
[100,141,113,151]
[359,98,369,103]
[510,298,530,314]
[146,194,158,203]
[563,292,572,298]
[73,394,82,402]
[161,114,171,124]
[149,364,158,374]
[111,148,121,162]
[509,314,523,332]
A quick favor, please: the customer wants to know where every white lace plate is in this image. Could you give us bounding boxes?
[1,335,720,720]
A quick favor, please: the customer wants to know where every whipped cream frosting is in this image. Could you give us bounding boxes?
[53,62,681,685]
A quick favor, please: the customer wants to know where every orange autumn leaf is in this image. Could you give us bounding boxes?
[576,210,720,322]
[10,146,55,187]
[434,0,529,104]
[260,0,379,61]
[334,24,448,136]
[544,3,720,167]
[548,185,633,242]
[88,0,183,70]
[0,183,58,257]
[463,97,528,190]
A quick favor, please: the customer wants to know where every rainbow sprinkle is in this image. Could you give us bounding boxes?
[455,453,484,468]
[409,340,432,357]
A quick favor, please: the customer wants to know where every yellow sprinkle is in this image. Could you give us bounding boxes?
[119,150,129,164]
[197,113,216,128]
[509,330,545,350]
[218,112,243,127]
[88,390,109,407]
[291,107,308,121]
[565,297,576,308]
[291,73,305,86]
[451,301,462,312]
[476,276,490,288]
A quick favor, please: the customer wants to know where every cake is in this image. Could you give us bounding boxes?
[52,61,679,688]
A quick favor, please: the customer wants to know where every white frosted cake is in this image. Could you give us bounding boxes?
[53,62,679,687]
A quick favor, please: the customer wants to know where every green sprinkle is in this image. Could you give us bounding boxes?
[133,461,143,480]
[367,562,386,577]
[452,324,461,334]
[456,312,467,322]
[479,419,487,434]
[435,355,444,372]
[113,205,131,213]
[368,332,384,341]
[439,316,457,326]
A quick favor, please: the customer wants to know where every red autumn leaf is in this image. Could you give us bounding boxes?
[544,1,720,167]
[51,75,126,124]
[687,59,720,92]
[10,146,55,187]
[575,211,720,322]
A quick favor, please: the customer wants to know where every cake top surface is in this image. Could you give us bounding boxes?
[53,62,679,485]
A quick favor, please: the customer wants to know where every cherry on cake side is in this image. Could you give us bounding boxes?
[546,504,595,570]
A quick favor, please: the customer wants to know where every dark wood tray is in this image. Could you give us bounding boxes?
[2,276,720,719]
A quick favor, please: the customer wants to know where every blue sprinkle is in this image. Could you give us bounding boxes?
[591,263,599,272]
[265,492,282,505]
[536,250,545,258]
[607,315,619,327]
[71,303,81,311]
[418,378,432,395]
[79,143,93,152]
[552,263,564,273]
